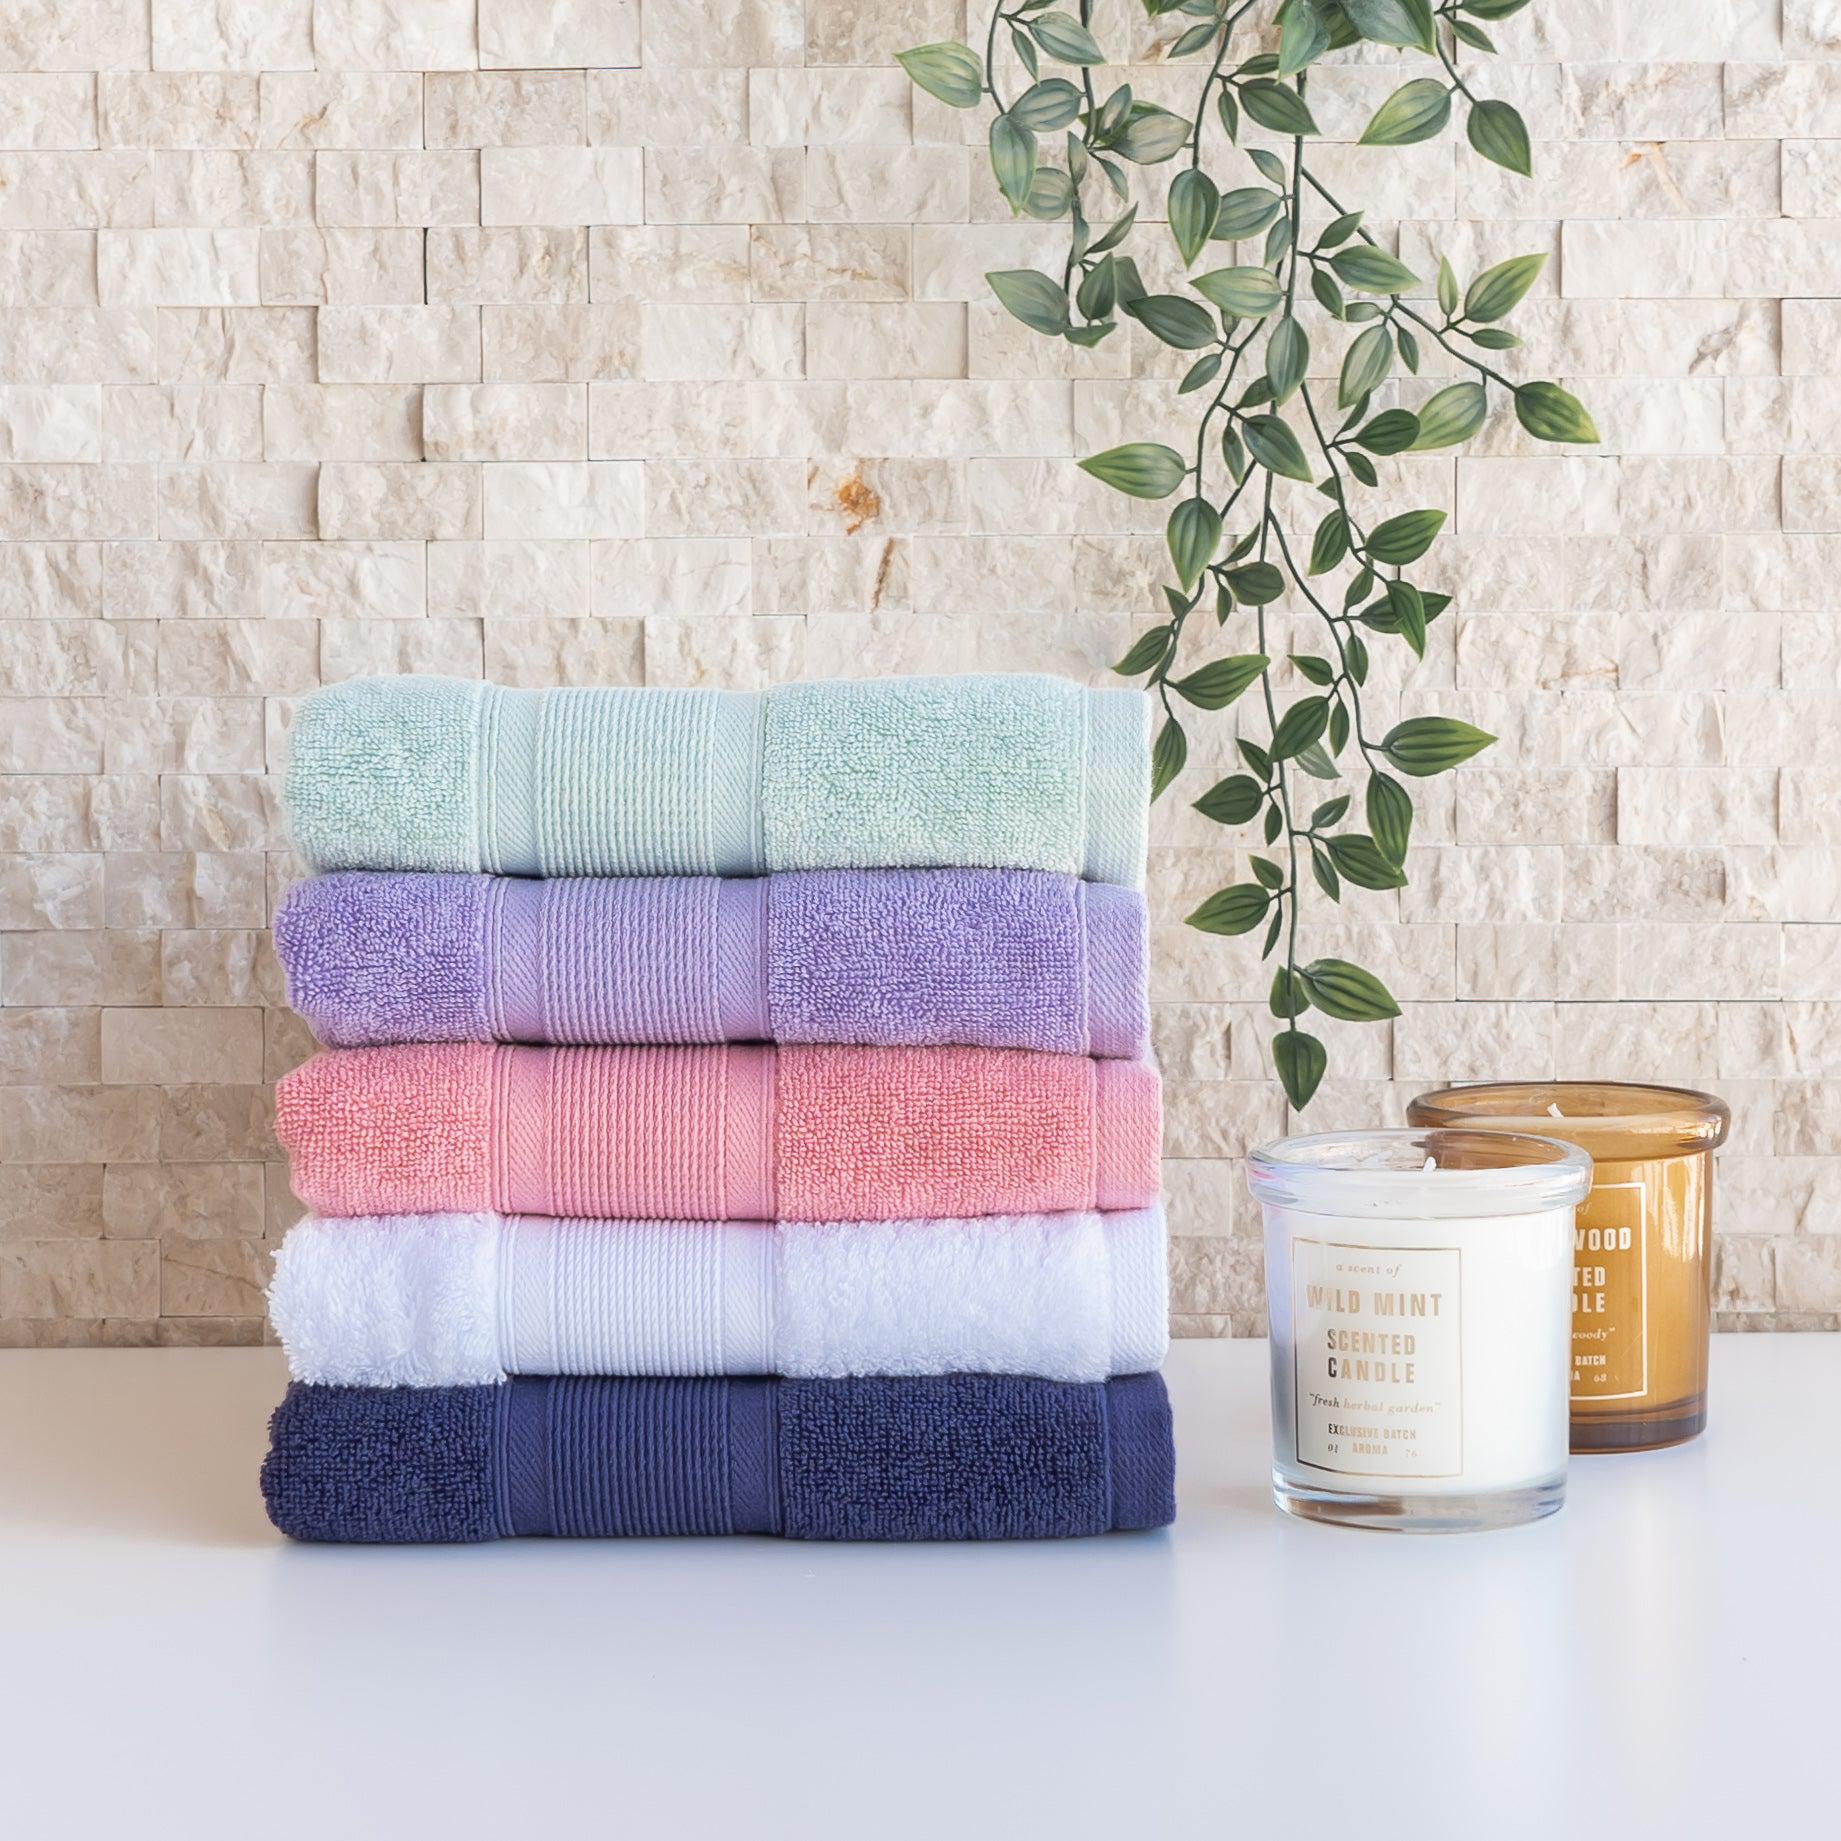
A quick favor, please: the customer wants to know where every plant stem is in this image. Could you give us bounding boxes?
[983,3,1012,114]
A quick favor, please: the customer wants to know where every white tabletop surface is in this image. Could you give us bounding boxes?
[2,1335,1833,1839]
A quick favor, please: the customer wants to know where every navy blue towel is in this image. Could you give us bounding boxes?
[262,1373,1175,1543]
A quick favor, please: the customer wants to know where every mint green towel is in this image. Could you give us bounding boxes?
[285,676,1149,888]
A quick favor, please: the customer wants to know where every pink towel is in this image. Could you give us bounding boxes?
[275,1044,1162,1223]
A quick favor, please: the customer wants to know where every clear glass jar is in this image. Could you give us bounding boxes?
[1248,1128,1591,1533]
[1406,1082,1730,1452]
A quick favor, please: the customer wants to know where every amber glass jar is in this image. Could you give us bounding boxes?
[1405,1083,1730,1453]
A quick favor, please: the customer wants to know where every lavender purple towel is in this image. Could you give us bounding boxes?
[261,1372,1176,1543]
[275,867,1149,1058]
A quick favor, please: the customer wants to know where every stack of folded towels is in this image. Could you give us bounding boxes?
[260,673,1174,1543]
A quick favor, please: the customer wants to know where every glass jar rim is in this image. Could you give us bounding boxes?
[1246,1127,1592,1219]
[1405,1081,1730,1157]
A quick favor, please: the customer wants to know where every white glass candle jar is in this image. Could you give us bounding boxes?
[1248,1128,1591,1534]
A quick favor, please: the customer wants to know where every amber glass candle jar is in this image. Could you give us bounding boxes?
[1405,1083,1730,1453]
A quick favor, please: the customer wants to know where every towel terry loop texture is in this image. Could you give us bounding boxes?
[283,675,1150,888]
[273,867,1150,1058]
[260,1372,1176,1542]
[274,1042,1162,1223]
[268,1208,1170,1387]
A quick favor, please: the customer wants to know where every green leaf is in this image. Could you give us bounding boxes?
[1022,166,1074,220]
[1367,771,1413,863]
[1187,883,1271,936]
[1311,844,1341,901]
[1243,413,1312,481]
[1309,509,1349,574]
[1010,77,1084,132]
[1211,186,1283,241]
[1178,350,1222,394]
[1382,716,1496,776]
[1266,314,1309,403]
[986,267,1069,334]
[1124,291,1220,349]
[1249,854,1285,890]
[1346,450,1378,486]
[1412,381,1488,449]
[1095,81,1132,138]
[1400,0,1439,48]
[1325,833,1408,889]
[1367,508,1446,565]
[1239,79,1318,136]
[1079,441,1188,498]
[1166,496,1222,592]
[1310,793,1350,827]
[1225,561,1285,605]
[1331,246,1422,294]
[1338,322,1392,408]
[1112,103,1190,163]
[1191,264,1282,317]
[990,114,1038,213]
[896,42,985,109]
[1172,652,1268,709]
[1341,0,1426,47]
[1437,255,1459,316]
[1194,773,1265,826]
[1301,958,1401,1021]
[1465,252,1545,323]
[1515,380,1601,444]
[1113,626,1171,676]
[1278,0,1332,75]
[1359,77,1451,147]
[1010,24,1039,79]
[1273,1029,1328,1109]
[1170,19,1222,58]
[1386,578,1427,656]
[1452,17,1495,49]
[1086,203,1139,256]
[1076,255,1117,320]
[1355,407,1419,453]
[1150,715,1187,799]
[1467,97,1532,176]
[1270,696,1329,759]
[1221,423,1247,482]
[1029,11,1105,64]
[1294,739,1339,780]
[1466,0,1530,16]
[1168,169,1219,268]
[1292,653,1336,686]
[1270,968,1311,1019]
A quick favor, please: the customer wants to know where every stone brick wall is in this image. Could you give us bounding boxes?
[1,2,1836,1346]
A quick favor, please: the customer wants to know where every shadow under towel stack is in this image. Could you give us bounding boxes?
[262,674,1174,1544]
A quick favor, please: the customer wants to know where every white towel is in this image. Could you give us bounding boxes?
[268,1208,1170,1386]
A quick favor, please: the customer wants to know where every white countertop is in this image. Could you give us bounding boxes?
[2,1336,1833,1839]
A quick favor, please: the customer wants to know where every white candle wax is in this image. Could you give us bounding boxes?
[1248,1129,1591,1533]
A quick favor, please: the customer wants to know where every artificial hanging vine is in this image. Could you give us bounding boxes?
[900,0,1597,1108]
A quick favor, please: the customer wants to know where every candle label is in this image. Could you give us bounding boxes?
[1571,1171,1648,1401]
[1291,1238,1463,1478]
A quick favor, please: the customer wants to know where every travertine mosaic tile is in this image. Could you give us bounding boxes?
[0,0,1835,1344]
